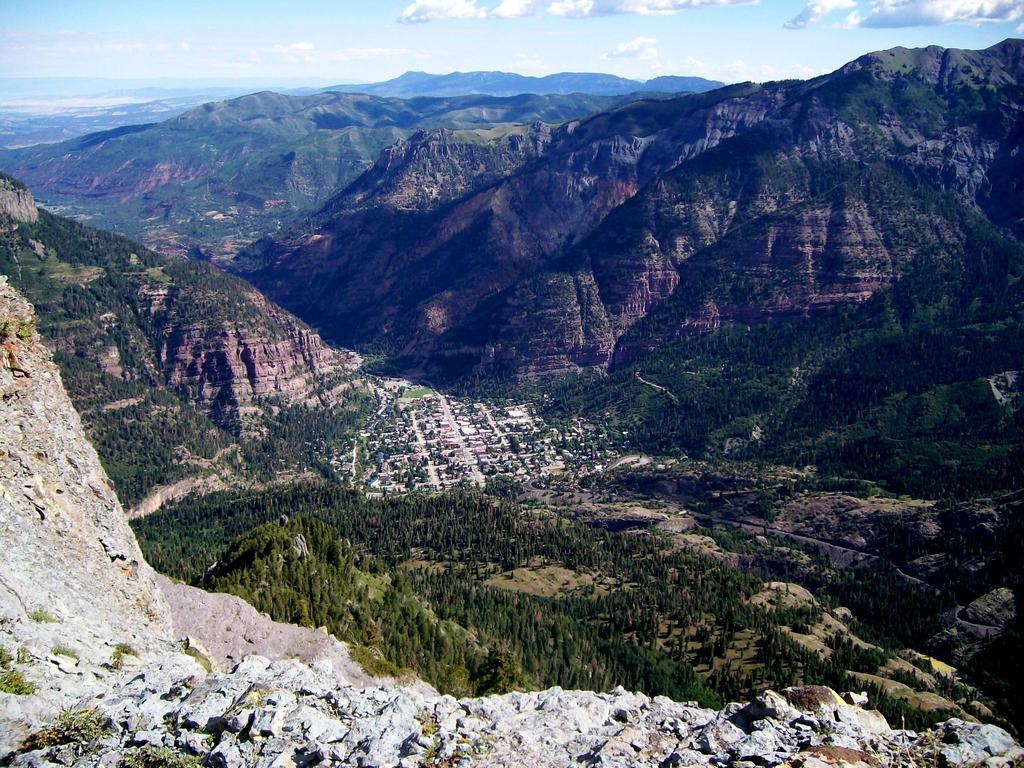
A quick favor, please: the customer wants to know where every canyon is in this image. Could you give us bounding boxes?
[3,276,1022,767]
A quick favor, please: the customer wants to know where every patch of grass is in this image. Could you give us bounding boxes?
[16,320,34,342]
[143,266,173,284]
[21,708,110,754]
[28,609,59,623]
[0,646,12,668]
[350,644,403,678]
[401,386,433,399]
[422,738,441,765]
[110,642,137,670]
[120,746,203,768]
[0,669,35,695]
[51,645,78,661]
[484,564,599,598]
[182,644,212,673]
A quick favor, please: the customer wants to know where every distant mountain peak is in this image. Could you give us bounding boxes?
[324,70,725,98]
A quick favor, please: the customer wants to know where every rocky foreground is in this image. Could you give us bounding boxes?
[2,278,1022,767]
[4,652,1023,768]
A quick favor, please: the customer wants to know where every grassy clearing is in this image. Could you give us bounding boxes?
[485,564,601,598]
[848,671,962,714]
[143,266,173,284]
[401,386,433,399]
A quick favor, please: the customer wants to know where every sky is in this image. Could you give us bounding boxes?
[1,0,1021,87]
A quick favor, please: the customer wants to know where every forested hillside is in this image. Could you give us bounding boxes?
[135,482,1007,730]
[0,174,363,504]
[533,166,1024,499]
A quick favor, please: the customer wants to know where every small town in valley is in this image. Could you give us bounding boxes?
[332,379,621,493]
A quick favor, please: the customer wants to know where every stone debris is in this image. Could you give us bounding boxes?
[5,658,1023,768]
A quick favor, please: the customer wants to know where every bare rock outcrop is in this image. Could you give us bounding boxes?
[0,174,38,224]
[7,661,1023,768]
[0,277,173,745]
[137,282,356,418]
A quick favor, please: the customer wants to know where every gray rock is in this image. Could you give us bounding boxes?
[938,719,1022,767]
[697,718,747,755]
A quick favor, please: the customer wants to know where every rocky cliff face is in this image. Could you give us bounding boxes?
[0,276,173,739]
[0,173,38,225]
[0,277,171,643]
[139,284,353,416]
[0,196,356,431]
[239,40,1024,382]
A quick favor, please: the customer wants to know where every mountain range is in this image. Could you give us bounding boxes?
[0,90,630,257]
[229,40,1024,499]
[325,70,724,98]
[0,71,721,150]
[242,41,1023,365]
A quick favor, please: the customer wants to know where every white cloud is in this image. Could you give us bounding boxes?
[272,42,315,53]
[492,0,547,16]
[267,43,409,65]
[548,0,755,16]
[606,36,659,59]
[271,41,316,63]
[784,0,857,28]
[399,0,488,22]
[402,0,754,20]
[843,9,863,26]
[325,47,412,62]
[853,0,1023,27]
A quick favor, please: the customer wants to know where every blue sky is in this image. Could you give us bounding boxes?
[1,0,1021,85]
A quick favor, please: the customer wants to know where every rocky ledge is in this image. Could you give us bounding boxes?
[5,655,1022,768]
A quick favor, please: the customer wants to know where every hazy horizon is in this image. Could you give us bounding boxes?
[2,0,1020,91]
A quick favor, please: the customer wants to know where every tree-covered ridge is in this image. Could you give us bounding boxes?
[526,158,1024,500]
[0,201,365,504]
[135,483,979,729]
[2,206,301,344]
[202,516,494,696]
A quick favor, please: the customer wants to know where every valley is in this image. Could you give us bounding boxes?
[2,36,1023,761]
